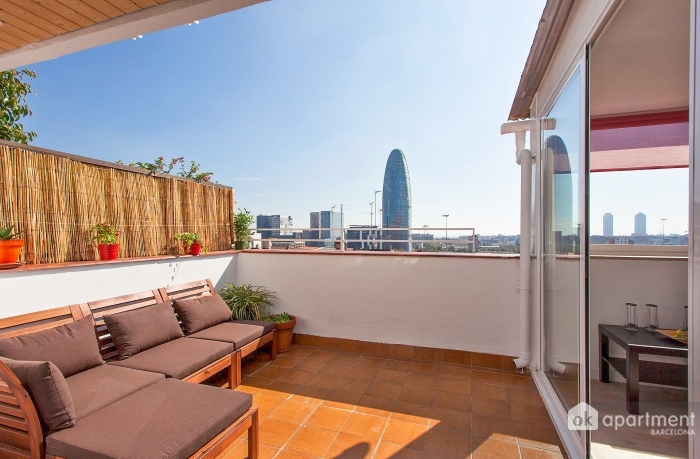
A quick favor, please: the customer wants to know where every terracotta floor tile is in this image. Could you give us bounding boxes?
[242,361,267,375]
[323,432,377,459]
[398,386,436,406]
[278,369,314,385]
[341,412,388,440]
[373,442,423,459]
[519,446,567,459]
[356,394,395,418]
[375,369,409,384]
[365,381,403,401]
[275,450,317,459]
[259,418,300,448]
[254,394,287,418]
[410,362,443,374]
[436,376,471,396]
[507,386,545,406]
[472,396,510,419]
[434,391,471,412]
[266,380,302,394]
[472,437,520,459]
[241,376,274,389]
[472,382,508,401]
[309,350,338,361]
[381,419,428,450]
[235,383,263,396]
[331,352,363,365]
[285,426,337,457]
[503,372,536,389]
[471,369,505,386]
[295,359,328,372]
[321,390,362,410]
[356,355,386,367]
[270,399,317,424]
[254,366,290,380]
[257,387,293,401]
[391,401,433,425]
[424,428,472,458]
[430,406,471,432]
[383,359,414,372]
[405,372,439,390]
[439,365,472,380]
[285,347,316,358]
[514,421,564,452]
[223,440,278,459]
[317,363,350,377]
[346,365,380,380]
[334,377,372,395]
[305,372,344,390]
[293,386,330,404]
[305,406,352,432]
[471,414,517,443]
[510,402,552,426]
[268,356,301,369]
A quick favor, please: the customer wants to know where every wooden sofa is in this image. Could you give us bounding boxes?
[0,278,277,459]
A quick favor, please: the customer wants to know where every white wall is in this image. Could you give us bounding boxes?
[237,252,521,356]
[0,254,236,318]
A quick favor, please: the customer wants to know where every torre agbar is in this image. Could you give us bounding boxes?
[382,149,412,251]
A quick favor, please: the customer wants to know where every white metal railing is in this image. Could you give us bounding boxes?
[249,227,478,253]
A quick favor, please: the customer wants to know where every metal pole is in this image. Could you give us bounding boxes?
[341,204,345,251]
[374,191,381,227]
[661,218,667,245]
[442,214,449,251]
[369,202,374,226]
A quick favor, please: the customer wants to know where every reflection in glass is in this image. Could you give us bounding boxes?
[542,69,582,412]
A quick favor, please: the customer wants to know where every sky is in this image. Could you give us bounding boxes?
[18,0,689,237]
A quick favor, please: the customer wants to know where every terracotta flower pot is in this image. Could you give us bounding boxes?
[188,242,201,256]
[0,239,24,263]
[273,315,297,354]
[98,243,119,261]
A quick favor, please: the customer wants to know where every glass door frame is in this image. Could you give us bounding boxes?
[531,49,589,459]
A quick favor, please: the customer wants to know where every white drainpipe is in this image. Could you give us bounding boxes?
[501,121,536,370]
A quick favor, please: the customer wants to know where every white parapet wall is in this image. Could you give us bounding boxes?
[0,254,237,319]
[236,251,522,356]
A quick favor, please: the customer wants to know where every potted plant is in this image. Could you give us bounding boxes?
[0,225,24,264]
[218,283,297,353]
[91,223,119,261]
[265,312,297,354]
[175,232,202,255]
[233,208,255,250]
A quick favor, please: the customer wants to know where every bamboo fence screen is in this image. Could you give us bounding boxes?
[0,143,235,264]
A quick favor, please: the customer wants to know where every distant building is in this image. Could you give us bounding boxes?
[382,149,412,251]
[603,213,613,237]
[256,215,271,238]
[310,212,321,241]
[634,213,647,235]
[320,210,341,239]
[347,225,379,250]
[256,215,292,238]
[615,236,633,245]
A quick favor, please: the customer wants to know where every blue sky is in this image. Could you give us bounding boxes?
[19,0,688,236]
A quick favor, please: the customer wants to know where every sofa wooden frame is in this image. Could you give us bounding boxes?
[158,279,277,386]
[0,300,261,459]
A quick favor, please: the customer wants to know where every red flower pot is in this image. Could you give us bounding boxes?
[0,239,24,263]
[98,243,119,261]
[188,242,201,256]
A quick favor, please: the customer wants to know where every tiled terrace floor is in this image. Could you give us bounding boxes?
[221,346,567,459]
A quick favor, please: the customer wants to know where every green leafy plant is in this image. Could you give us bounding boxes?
[234,208,255,250]
[117,156,213,183]
[0,69,37,144]
[0,225,21,241]
[218,283,277,321]
[265,312,292,323]
[91,223,119,245]
[175,232,203,254]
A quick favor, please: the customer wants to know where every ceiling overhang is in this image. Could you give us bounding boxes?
[0,0,266,71]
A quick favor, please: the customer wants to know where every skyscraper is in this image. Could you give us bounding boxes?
[603,213,613,237]
[382,149,412,251]
[634,213,647,235]
[256,215,271,238]
[320,210,341,239]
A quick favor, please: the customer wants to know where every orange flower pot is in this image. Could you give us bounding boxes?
[98,243,119,261]
[0,239,24,263]
[188,242,201,256]
[273,315,297,353]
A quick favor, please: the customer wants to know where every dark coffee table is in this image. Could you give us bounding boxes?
[599,324,687,414]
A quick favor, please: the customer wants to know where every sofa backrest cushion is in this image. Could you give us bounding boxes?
[172,295,232,335]
[1,357,76,431]
[103,302,184,359]
[0,316,103,378]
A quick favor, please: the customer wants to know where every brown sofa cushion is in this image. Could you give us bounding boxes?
[172,295,232,335]
[0,316,103,377]
[189,321,273,349]
[66,364,163,420]
[103,302,184,359]
[109,337,233,379]
[1,358,75,431]
[46,378,252,459]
